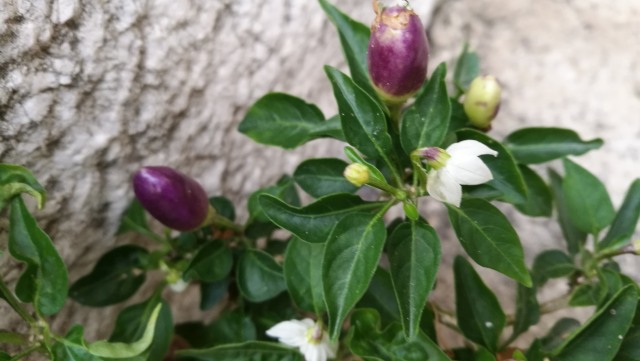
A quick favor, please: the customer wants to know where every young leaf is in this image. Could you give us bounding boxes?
[387,220,441,338]
[116,199,148,235]
[600,179,640,251]
[293,158,357,198]
[237,249,286,303]
[453,44,480,92]
[86,304,161,358]
[200,278,229,311]
[69,245,148,307]
[458,129,528,205]
[323,212,387,339]
[511,282,540,341]
[552,286,638,361]
[183,242,233,282]
[532,250,575,286]
[454,256,506,353]
[447,199,532,286]
[283,237,325,314]
[324,66,399,182]
[109,295,173,361]
[504,127,603,164]
[549,169,586,256]
[318,0,379,103]
[259,193,384,244]
[346,308,452,361]
[8,197,68,316]
[210,196,236,221]
[514,165,552,217]
[238,93,326,149]
[344,146,387,183]
[0,164,46,210]
[562,158,615,234]
[177,341,304,361]
[401,63,451,153]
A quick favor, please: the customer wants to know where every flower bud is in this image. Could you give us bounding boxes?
[414,147,450,170]
[344,163,370,187]
[463,75,502,130]
[368,1,429,104]
[132,166,209,231]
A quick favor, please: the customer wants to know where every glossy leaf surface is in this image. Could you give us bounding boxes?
[293,158,357,198]
[504,127,603,164]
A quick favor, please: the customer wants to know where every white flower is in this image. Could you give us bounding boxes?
[421,140,498,207]
[168,278,189,293]
[266,318,337,361]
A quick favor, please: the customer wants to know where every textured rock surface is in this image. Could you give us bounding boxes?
[1,0,639,353]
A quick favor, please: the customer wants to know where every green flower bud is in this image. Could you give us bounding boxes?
[344,163,370,187]
[414,147,450,170]
[463,75,502,130]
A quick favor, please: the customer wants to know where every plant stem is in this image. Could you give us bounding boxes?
[8,345,41,361]
[539,292,571,314]
[122,218,166,243]
[0,277,36,326]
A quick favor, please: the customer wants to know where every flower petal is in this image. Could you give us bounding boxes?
[301,343,322,361]
[446,140,497,158]
[427,169,462,207]
[266,320,309,347]
[446,154,494,185]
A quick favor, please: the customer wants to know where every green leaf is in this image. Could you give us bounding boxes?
[600,179,640,251]
[248,175,300,224]
[540,318,581,352]
[308,114,346,141]
[177,341,304,361]
[346,308,452,361]
[526,339,546,361]
[8,197,67,316]
[53,327,105,361]
[458,129,528,205]
[69,245,147,307]
[324,66,398,181]
[200,278,229,311]
[293,158,357,198]
[0,164,46,210]
[259,193,384,244]
[238,93,327,149]
[116,199,148,235]
[562,158,615,234]
[357,267,401,327]
[387,220,441,338]
[323,212,387,339]
[344,146,387,183]
[615,302,640,361]
[318,0,379,104]
[454,256,506,353]
[453,44,480,92]
[109,295,173,361]
[475,348,497,361]
[210,196,236,221]
[401,63,451,154]
[514,165,552,217]
[183,242,233,282]
[511,282,540,341]
[549,169,586,256]
[447,199,531,286]
[283,237,325,314]
[209,310,257,345]
[569,282,608,307]
[87,304,161,358]
[237,249,286,303]
[532,250,575,286]
[504,127,603,164]
[553,286,638,361]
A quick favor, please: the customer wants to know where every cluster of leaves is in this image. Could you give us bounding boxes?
[1,1,639,361]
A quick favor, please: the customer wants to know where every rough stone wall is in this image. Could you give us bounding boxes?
[1,0,639,354]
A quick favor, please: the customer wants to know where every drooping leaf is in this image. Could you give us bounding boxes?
[458,129,528,205]
[259,193,384,244]
[447,199,531,286]
[8,197,68,316]
[346,308,452,361]
[600,179,640,251]
[453,44,480,92]
[548,169,586,256]
[323,212,387,339]
[238,93,327,149]
[293,158,357,198]
[454,256,506,353]
[514,165,552,217]
[0,164,46,210]
[401,63,451,153]
[177,341,304,361]
[183,242,233,282]
[52,326,104,361]
[562,158,615,235]
[532,250,575,286]
[504,127,603,164]
[552,286,637,361]
[283,237,325,314]
[237,249,286,303]
[69,245,148,307]
[387,220,441,338]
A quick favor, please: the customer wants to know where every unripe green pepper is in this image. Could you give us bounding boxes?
[463,75,502,130]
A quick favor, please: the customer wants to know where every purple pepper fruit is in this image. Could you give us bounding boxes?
[132,166,209,231]
[368,2,429,104]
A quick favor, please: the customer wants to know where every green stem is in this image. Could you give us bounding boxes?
[366,177,406,201]
[0,277,36,326]
[122,218,165,244]
[8,345,41,361]
[0,331,28,345]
